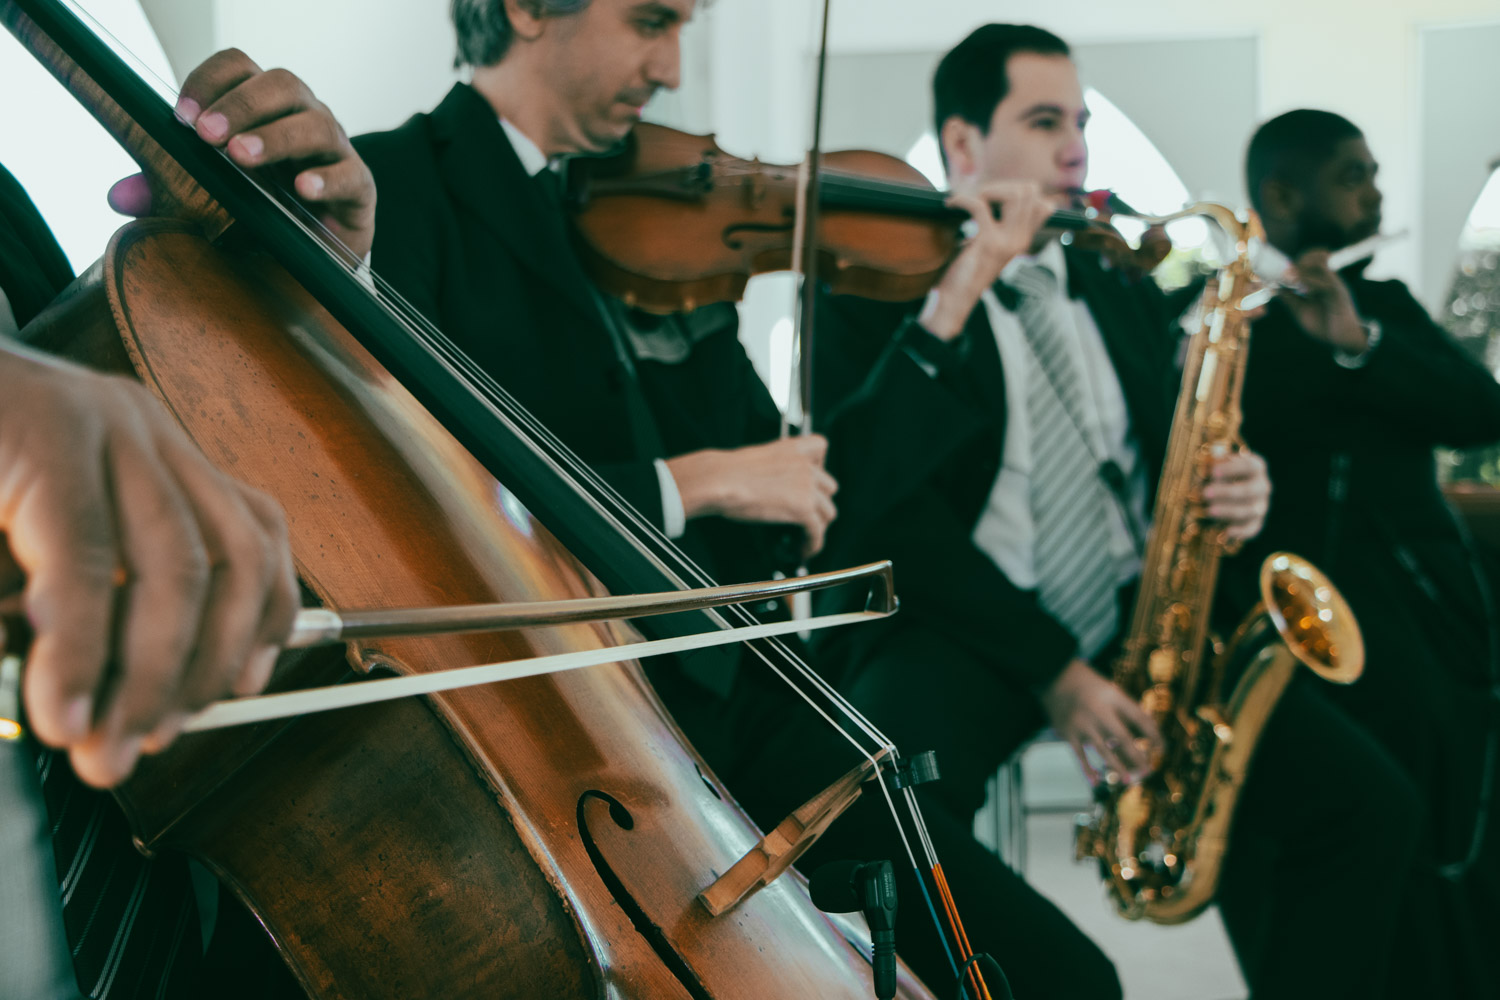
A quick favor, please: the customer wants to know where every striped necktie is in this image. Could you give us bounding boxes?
[1007,260,1119,658]
[37,749,202,999]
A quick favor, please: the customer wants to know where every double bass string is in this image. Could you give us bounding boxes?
[279,176,980,981]
[72,2,976,974]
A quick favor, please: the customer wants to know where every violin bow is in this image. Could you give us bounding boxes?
[782,4,995,996]
[782,0,831,439]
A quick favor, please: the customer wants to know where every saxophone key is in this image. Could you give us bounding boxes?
[1147,647,1178,684]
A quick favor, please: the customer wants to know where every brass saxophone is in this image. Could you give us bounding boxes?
[1073,204,1364,924]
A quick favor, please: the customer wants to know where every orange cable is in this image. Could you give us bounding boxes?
[931,863,992,1000]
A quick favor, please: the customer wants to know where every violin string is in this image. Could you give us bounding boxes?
[76,1,965,952]
[611,159,1095,243]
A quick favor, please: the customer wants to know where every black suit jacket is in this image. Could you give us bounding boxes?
[1237,269,1500,563]
[353,84,786,592]
[1230,268,1500,858]
[0,163,72,326]
[811,249,1179,691]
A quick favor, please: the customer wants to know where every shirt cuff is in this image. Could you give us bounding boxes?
[1333,318,1383,369]
[655,458,687,539]
[897,311,967,379]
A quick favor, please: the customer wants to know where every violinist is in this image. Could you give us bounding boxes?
[801,23,1424,999]
[352,0,839,778]
[1232,109,1500,997]
[0,49,372,999]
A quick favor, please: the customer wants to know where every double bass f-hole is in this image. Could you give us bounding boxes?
[578,790,716,1000]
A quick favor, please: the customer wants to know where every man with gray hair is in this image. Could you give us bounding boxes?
[353,0,844,808]
[450,0,591,69]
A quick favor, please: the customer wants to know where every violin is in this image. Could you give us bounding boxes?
[566,122,1170,315]
[5,2,950,997]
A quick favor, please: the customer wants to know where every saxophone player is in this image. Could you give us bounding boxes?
[1234,109,1500,997]
[788,24,1428,999]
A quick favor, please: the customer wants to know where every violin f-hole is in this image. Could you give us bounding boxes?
[722,219,795,251]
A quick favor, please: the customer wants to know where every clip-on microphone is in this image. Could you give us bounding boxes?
[810,859,899,999]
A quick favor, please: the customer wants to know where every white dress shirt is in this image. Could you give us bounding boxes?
[969,240,1148,592]
[497,118,687,537]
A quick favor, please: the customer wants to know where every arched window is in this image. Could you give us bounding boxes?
[903,87,1213,290]
[1445,166,1500,342]
[1440,165,1500,483]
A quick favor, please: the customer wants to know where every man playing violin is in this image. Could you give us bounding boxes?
[353,0,839,780]
[1231,108,1500,997]
[0,49,373,999]
[798,23,1428,999]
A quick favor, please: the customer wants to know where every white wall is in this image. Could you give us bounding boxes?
[1072,37,1258,210]
[141,0,461,136]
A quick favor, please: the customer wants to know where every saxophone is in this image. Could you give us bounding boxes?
[1073,204,1364,924]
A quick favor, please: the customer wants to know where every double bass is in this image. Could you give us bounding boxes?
[4,1,993,997]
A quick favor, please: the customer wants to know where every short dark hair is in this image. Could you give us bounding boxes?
[1245,109,1364,214]
[451,0,593,68]
[932,24,1071,144]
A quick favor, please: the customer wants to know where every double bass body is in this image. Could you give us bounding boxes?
[28,198,923,1000]
[5,0,942,992]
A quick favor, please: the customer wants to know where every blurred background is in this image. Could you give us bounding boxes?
[4,2,1498,996]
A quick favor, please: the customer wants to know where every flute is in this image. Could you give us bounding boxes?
[1327,228,1409,271]
[1240,229,1409,310]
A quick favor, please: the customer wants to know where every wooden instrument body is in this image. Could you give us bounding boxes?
[25,219,928,998]
[572,123,958,314]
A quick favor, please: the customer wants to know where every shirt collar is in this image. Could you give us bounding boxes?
[997,238,1071,296]
[499,117,551,178]
[1036,239,1069,282]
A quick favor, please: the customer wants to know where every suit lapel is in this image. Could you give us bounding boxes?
[427,84,602,328]
[961,299,1010,427]
[0,164,73,328]
[1065,245,1174,472]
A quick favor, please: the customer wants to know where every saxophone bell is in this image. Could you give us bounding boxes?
[1260,552,1364,685]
